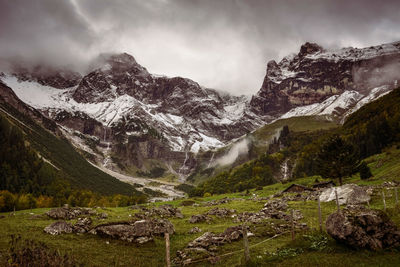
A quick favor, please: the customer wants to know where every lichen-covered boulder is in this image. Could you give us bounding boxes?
[44,221,73,235]
[90,219,174,244]
[326,206,400,250]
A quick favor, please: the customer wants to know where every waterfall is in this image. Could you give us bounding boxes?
[281,159,289,180]
[207,153,215,168]
[179,152,188,173]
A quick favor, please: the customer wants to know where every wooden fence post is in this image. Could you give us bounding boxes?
[242,224,250,263]
[335,188,340,212]
[318,196,322,232]
[291,209,295,241]
[395,188,398,206]
[165,232,171,267]
[382,190,386,211]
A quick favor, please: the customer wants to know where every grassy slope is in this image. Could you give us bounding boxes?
[1,145,399,266]
[0,103,141,196]
[189,116,339,185]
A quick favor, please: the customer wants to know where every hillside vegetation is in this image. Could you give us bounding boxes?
[0,102,147,211]
[1,144,399,266]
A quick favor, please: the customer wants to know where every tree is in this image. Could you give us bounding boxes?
[359,161,372,180]
[316,135,360,185]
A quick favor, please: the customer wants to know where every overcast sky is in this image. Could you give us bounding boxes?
[1,0,400,95]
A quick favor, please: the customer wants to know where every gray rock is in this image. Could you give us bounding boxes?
[46,207,95,220]
[326,206,400,250]
[189,214,213,224]
[90,219,174,244]
[320,184,370,205]
[206,207,236,218]
[188,227,202,234]
[73,217,92,233]
[44,221,73,235]
[98,213,108,219]
[174,225,246,265]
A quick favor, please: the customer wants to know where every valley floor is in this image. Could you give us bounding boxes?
[1,146,400,266]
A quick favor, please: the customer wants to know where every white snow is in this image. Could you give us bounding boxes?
[190,133,224,153]
[281,90,363,118]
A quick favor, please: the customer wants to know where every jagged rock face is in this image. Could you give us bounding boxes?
[251,41,400,116]
[11,64,81,89]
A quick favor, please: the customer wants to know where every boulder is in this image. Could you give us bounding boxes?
[206,207,236,218]
[189,214,213,224]
[188,227,202,234]
[326,206,400,250]
[174,225,248,265]
[134,204,183,219]
[320,184,370,205]
[73,217,92,233]
[90,219,174,244]
[46,207,95,220]
[44,221,73,235]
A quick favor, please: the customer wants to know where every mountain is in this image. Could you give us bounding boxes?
[0,54,264,179]
[0,80,143,197]
[251,41,400,119]
[2,41,400,182]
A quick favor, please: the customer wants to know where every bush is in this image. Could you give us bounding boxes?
[5,235,82,266]
[359,161,372,180]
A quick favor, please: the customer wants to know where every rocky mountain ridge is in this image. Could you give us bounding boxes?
[2,40,400,179]
[250,41,400,118]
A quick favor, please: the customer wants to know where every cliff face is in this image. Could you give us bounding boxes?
[250,41,400,117]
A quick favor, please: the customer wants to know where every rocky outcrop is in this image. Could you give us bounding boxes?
[133,204,183,219]
[320,184,370,205]
[10,64,81,89]
[174,225,248,265]
[250,41,400,117]
[188,227,202,234]
[44,221,74,235]
[46,206,96,220]
[206,207,236,218]
[90,219,174,244]
[189,214,213,224]
[326,206,400,250]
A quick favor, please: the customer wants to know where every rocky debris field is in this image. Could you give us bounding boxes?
[31,180,400,266]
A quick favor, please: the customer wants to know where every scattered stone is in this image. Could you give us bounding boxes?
[174,225,249,265]
[179,200,196,206]
[30,214,45,220]
[320,184,370,205]
[206,207,236,218]
[134,204,183,219]
[201,197,239,206]
[98,213,108,219]
[73,217,92,233]
[44,221,73,235]
[326,206,400,250]
[189,214,213,224]
[46,207,96,220]
[188,227,202,234]
[90,218,174,244]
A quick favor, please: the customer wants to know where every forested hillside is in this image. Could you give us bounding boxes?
[193,88,400,196]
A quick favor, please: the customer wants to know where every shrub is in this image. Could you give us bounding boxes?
[359,161,372,180]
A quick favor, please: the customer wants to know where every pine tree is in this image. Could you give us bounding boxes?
[359,161,372,180]
[316,135,360,185]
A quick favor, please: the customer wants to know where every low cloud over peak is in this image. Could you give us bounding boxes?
[1,0,400,95]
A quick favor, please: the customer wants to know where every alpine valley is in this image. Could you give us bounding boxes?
[1,41,399,191]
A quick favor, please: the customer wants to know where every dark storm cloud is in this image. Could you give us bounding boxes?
[1,0,400,94]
